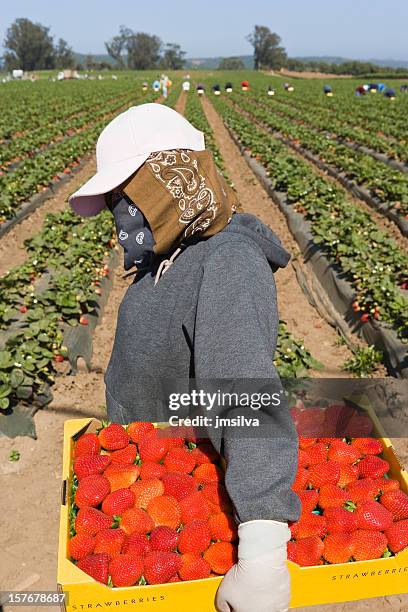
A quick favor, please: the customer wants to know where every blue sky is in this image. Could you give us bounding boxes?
[1,0,406,60]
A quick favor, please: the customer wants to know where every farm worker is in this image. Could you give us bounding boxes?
[182,79,191,91]
[400,84,408,93]
[241,79,249,91]
[369,82,378,93]
[162,80,168,99]
[384,87,396,100]
[268,85,275,96]
[152,78,161,92]
[225,81,233,92]
[68,103,300,612]
[142,81,148,91]
[323,84,333,96]
[355,85,365,96]
[212,84,221,95]
[377,83,385,92]
[196,83,205,95]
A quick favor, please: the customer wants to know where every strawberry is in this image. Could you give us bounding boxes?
[323,404,355,437]
[190,443,220,465]
[104,464,140,491]
[323,533,355,563]
[139,431,169,462]
[147,495,181,529]
[94,528,126,560]
[168,574,181,582]
[318,484,350,509]
[291,514,327,539]
[74,454,111,480]
[384,519,408,554]
[98,423,129,450]
[373,477,400,494]
[75,474,110,508]
[358,455,389,479]
[127,421,155,443]
[164,447,196,474]
[201,483,232,514]
[75,507,113,536]
[109,444,137,465]
[130,479,164,510]
[208,512,237,542]
[178,520,211,554]
[144,551,182,584]
[139,461,167,480]
[193,463,223,485]
[292,468,309,492]
[352,529,388,560]
[308,461,340,488]
[298,448,310,469]
[74,433,100,458]
[287,541,297,562]
[68,533,95,560]
[292,536,324,567]
[179,553,211,581]
[380,490,408,520]
[158,426,185,449]
[203,542,237,574]
[297,490,319,514]
[351,438,383,455]
[304,443,327,466]
[180,492,211,523]
[122,532,151,557]
[162,472,197,501]
[77,553,109,584]
[109,554,144,587]
[355,500,393,530]
[120,508,155,535]
[150,526,179,552]
[344,415,373,437]
[327,440,361,465]
[345,478,378,504]
[295,408,325,437]
[338,464,359,487]
[101,488,135,516]
[298,437,317,450]
[324,507,358,533]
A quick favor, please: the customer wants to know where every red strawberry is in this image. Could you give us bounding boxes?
[355,500,393,530]
[164,447,196,474]
[101,488,135,516]
[327,440,361,465]
[180,492,211,523]
[291,514,327,539]
[380,490,408,520]
[351,438,383,455]
[292,468,309,492]
[208,512,237,542]
[373,477,400,494]
[110,444,137,465]
[139,461,167,480]
[123,532,151,557]
[69,533,95,560]
[130,479,164,510]
[158,426,185,449]
[94,528,126,560]
[323,533,355,563]
[139,433,169,463]
[127,421,155,443]
[75,475,110,508]
[323,404,355,436]
[98,423,129,450]
[298,448,310,469]
[295,408,325,437]
[178,520,211,554]
[109,554,144,587]
[346,478,378,504]
[75,507,113,536]
[384,519,408,553]
[74,433,100,458]
[338,464,359,487]
[150,526,179,552]
[193,463,223,485]
[77,553,109,584]
[358,455,389,479]
[168,574,181,582]
[203,542,237,574]
[287,541,297,562]
[147,495,181,530]
[74,454,111,480]
[352,530,388,560]
[318,484,350,509]
[344,415,373,437]
[179,553,211,580]
[298,437,317,449]
[104,464,140,491]
[190,443,220,465]
[144,551,182,584]
[324,506,358,533]
[304,443,327,466]
[297,490,319,514]
[294,536,324,567]
[120,508,155,535]
[162,472,197,501]
[201,483,232,514]
[308,461,340,488]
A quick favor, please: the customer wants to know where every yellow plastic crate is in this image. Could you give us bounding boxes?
[57,416,408,610]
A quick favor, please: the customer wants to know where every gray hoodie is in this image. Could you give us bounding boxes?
[105,212,301,524]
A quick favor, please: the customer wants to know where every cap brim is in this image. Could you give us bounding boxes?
[68,153,150,216]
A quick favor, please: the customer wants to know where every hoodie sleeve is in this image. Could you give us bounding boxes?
[194,237,301,524]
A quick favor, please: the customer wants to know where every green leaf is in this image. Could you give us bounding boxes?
[10,369,25,388]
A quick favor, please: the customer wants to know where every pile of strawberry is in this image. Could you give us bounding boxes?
[69,422,238,587]
[288,432,408,566]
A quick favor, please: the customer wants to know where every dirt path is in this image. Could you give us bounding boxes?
[200,95,353,376]
[174,90,187,115]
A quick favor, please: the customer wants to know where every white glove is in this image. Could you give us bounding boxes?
[215,520,291,612]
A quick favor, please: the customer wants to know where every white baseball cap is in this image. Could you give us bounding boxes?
[68,103,205,216]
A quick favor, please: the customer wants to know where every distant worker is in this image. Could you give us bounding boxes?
[182,80,191,92]
[225,82,233,93]
[384,87,396,100]
[400,84,408,93]
[152,78,161,93]
[212,84,221,96]
[369,83,378,93]
[377,83,385,92]
[196,83,205,95]
[267,85,275,96]
[355,85,366,96]
[323,84,333,96]
[363,84,370,92]
[241,80,249,91]
[142,81,148,92]
[284,82,294,92]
